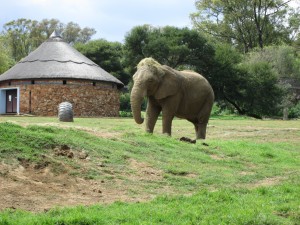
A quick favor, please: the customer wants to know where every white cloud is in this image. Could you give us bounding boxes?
[289,0,300,8]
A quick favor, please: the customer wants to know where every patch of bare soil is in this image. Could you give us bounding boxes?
[210,154,226,160]
[127,159,163,181]
[239,171,255,176]
[249,177,284,189]
[0,163,119,212]
[0,153,166,212]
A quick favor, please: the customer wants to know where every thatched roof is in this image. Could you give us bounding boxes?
[0,32,123,88]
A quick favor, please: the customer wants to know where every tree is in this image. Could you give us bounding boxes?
[232,61,283,118]
[123,25,215,78]
[75,39,129,84]
[245,45,300,118]
[3,19,37,61]
[210,42,243,102]
[63,22,96,44]
[3,18,96,61]
[38,18,64,38]
[191,0,299,52]
[246,45,300,79]
[211,43,286,118]
[0,35,14,74]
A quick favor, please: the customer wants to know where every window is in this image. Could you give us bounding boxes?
[63,80,67,85]
[8,82,11,86]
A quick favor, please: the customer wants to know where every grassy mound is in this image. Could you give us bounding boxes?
[0,119,299,224]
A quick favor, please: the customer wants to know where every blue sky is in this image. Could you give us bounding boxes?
[0,0,196,42]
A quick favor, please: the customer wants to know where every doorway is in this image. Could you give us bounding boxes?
[6,89,18,113]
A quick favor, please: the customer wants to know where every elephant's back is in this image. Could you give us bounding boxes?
[181,71,213,98]
[176,72,214,117]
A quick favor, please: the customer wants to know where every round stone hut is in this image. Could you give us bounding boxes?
[0,32,123,117]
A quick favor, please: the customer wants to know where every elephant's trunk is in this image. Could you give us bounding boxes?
[130,85,146,124]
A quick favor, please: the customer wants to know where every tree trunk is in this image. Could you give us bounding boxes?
[283,107,289,120]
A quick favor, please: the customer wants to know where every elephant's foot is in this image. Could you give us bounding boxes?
[145,129,154,133]
[162,132,171,137]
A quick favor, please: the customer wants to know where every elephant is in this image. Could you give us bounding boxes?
[130,58,214,139]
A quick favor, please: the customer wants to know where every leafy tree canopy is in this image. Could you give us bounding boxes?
[246,46,300,79]
[123,25,215,78]
[3,18,96,61]
[75,39,129,84]
[191,0,300,53]
[0,35,14,74]
[210,43,291,118]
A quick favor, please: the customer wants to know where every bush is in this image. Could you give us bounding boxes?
[119,111,133,117]
[289,102,300,118]
[120,93,131,112]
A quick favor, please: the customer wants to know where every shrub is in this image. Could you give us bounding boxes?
[289,102,300,118]
[119,111,133,117]
[120,93,131,112]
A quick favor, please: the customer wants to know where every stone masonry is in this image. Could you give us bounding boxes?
[0,79,120,117]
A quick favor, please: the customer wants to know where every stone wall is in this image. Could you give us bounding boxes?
[0,79,120,117]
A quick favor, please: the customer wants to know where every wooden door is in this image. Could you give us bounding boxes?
[6,89,17,113]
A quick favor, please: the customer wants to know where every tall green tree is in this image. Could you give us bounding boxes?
[63,22,96,44]
[210,42,243,102]
[75,39,129,84]
[211,43,285,118]
[244,46,300,118]
[0,35,14,74]
[235,61,283,117]
[3,18,96,61]
[191,0,299,52]
[123,25,215,78]
[3,19,37,61]
[246,46,300,79]
[38,18,64,38]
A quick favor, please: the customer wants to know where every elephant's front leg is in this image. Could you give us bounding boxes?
[162,112,174,136]
[145,98,161,133]
[161,98,178,136]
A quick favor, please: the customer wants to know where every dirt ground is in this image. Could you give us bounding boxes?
[0,155,164,212]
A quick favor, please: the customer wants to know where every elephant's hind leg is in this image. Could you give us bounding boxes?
[195,101,213,139]
[194,122,208,139]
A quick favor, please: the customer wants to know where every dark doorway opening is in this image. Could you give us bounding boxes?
[6,89,18,113]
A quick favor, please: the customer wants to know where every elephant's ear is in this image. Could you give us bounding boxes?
[154,66,181,100]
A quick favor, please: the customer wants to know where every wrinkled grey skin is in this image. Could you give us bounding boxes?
[130,59,214,139]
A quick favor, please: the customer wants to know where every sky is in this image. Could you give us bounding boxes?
[0,0,197,42]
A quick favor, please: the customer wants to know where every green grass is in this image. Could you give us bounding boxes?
[0,183,299,224]
[0,116,299,224]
